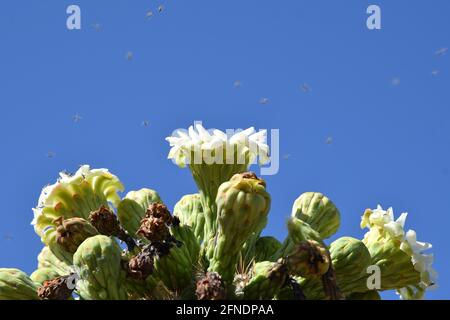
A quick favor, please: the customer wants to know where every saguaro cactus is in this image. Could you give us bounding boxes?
[0,123,437,300]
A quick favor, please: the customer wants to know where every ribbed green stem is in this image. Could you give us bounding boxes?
[190,162,248,243]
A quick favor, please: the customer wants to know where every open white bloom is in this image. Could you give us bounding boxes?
[166,123,270,168]
[32,165,124,244]
[401,230,437,286]
[34,165,117,212]
[361,205,437,299]
[361,205,408,239]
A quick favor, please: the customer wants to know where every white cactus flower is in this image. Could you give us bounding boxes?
[31,165,124,245]
[361,205,437,299]
[166,123,270,168]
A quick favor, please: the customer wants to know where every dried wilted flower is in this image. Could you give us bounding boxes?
[196,272,226,300]
[38,275,74,300]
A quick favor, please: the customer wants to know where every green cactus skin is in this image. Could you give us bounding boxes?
[291,192,341,239]
[153,245,195,293]
[242,261,288,300]
[30,268,61,285]
[147,223,200,293]
[73,235,127,300]
[173,194,205,243]
[347,290,381,300]
[274,285,295,300]
[48,242,74,267]
[207,173,271,284]
[120,274,156,300]
[239,233,259,266]
[0,269,39,300]
[37,246,71,276]
[254,237,282,262]
[189,160,250,244]
[170,224,200,265]
[117,188,163,237]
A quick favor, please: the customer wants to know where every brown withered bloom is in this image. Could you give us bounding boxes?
[196,272,226,300]
[145,203,175,225]
[240,171,266,187]
[137,216,170,242]
[137,203,181,242]
[38,275,74,300]
[128,250,154,281]
[89,206,137,251]
[89,206,122,236]
[54,217,98,253]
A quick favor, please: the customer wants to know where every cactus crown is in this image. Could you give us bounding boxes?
[0,124,436,301]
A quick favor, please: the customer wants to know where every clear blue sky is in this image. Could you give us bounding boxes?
[0,0,449,299]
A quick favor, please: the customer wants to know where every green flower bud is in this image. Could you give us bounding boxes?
[278,218,343,300]
[55,217,99,254]
[0,269,39,300]
[285,240,330,278]
[291,192,340,239]
[208,172,271,284]
[273,218,323,260]
[173,194,205,242]
[329,237,372,294]
[347,290,381,300]
[242,261,288,300]
[117,188,163,237]
[73,235,127,300]
[32,166,124,246]
[254,237,282,262]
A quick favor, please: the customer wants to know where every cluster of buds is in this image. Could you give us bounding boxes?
[0,124,437,300]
